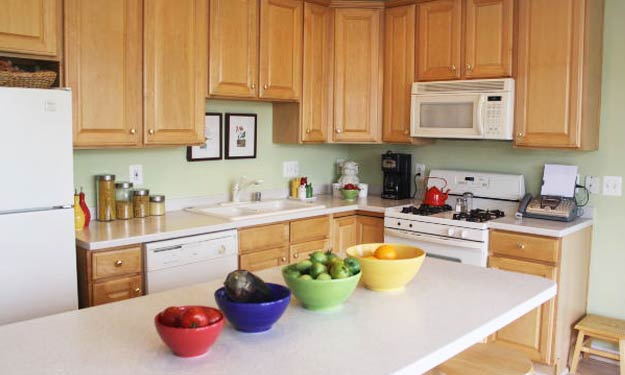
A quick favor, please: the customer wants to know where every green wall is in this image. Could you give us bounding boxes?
[348,0,625,319]
[74,100,349,205]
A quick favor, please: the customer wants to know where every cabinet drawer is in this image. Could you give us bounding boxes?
[290,239,330,263]
[290,216,330,244]
[239,223,290,254]
[92,275,143,306]
[92,247,142,280]
[239,246,289,271]
[490,230,560,263]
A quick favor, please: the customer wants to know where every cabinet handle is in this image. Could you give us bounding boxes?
[134,288,141,294]
[280,256,287,263]
[219,245,226,254]
[335,128,342,134]
[129,128,136,135]
[114,260,123,267]
[450,64,457,72]
[516,243,526,250]
[466,64,473,72]
[251,83,256,89]
[148,129,155,135]
[263,84,268,90]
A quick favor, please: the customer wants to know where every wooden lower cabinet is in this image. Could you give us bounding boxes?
[332,213,385,254]
[357,215,384,244]
[239,246,289,271]
[487,227,593,374]
[76,245,144,308]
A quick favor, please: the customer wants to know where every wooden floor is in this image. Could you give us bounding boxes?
[534,358,618,375]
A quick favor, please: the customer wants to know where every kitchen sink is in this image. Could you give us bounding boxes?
[185,199,325,221]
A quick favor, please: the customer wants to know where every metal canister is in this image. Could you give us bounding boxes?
[95,174,116,221]
[149,195,166,216]
[463,192,474,212]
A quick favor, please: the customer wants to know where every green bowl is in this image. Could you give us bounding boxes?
[341,189,359,201]
[281,267,361,311]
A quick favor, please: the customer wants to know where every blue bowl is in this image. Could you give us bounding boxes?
[214,283,291,333]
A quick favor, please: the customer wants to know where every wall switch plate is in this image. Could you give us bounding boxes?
[129,164,143,185]
[585,176,600,194]
[283,161,299,178]
[602,176,622,196]
[415,163,426,177]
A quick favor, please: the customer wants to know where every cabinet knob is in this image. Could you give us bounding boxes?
[335,128,342,134]
[516,243,526,250]
[466,64,473,72]
[263,84,268,90]
[114,260,123,267]
[251,83,256,89]
[293,253,299,259]
[280,256,287,263]
[134,288,141,294]
[517,132,524,138]
[129,128,136,135]
[219,245,226,254]
[148,129,155,135]
[450,64,457,72]
[403,129,409,135]
[306,128,311,134]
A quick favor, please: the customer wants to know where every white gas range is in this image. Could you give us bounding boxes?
[384,170,525,267]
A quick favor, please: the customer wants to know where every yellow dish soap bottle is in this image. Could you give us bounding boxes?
[74,189,85,230]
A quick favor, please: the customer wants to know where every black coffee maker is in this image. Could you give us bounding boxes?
[381,151,412,199]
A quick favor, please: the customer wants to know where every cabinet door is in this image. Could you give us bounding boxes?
[290,239,330,263]
[144,0,207,145]
[332,216,358,254]
[333,8,383,143]
[416,0,462,81]
[92,275,143,306]
[488,256,557,363]
[464,0,513,78]
[239,246,290,271]
[514,0,588,148]
[357,216,384,244]
[291,216,330,244]
[208,0,259,98]
[259,0,303,100]
[0,0,60,57]
[65,0,143,148]
[383,4,415,143]
[239,223,290,254]
[302,2,333,142]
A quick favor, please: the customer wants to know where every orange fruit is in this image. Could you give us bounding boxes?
[374,245,397,260]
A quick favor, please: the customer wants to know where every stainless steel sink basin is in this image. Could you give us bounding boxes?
[185,199,325,221]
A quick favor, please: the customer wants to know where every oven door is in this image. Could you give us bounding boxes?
[410,93,486,139]
[384,228,487,267]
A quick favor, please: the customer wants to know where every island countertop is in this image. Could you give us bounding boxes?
[0,259,556,375]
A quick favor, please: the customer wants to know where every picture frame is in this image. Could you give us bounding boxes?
[225,113,257,159]
[186,113,222,162]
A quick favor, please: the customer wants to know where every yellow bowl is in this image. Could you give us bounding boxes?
[346,243,426,292]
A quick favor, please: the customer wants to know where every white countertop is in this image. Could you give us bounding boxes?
[0,259,556,375]
[76,195,593,250]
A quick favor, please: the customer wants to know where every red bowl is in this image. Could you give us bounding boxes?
[154,306,225,357]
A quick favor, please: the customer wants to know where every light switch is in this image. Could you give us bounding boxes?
[602,176,622,196]
[283,161,299,178]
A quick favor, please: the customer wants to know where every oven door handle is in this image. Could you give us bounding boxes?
[384,228,484,249]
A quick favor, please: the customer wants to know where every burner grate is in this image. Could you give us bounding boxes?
[401,204,453,216]
[453,209,505,222]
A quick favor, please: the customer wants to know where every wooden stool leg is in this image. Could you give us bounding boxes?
[570,330,586,374]
[619,339,625,375]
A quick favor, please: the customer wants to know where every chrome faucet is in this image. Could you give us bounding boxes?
[231,177,263,202]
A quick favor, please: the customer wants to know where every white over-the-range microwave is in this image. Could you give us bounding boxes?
[410,78,514,140]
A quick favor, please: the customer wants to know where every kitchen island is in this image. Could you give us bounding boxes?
[0,259,555,375]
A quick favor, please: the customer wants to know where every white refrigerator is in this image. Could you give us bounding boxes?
[0,87,78,325]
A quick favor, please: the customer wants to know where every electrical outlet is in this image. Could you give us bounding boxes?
[585,176,600,194]
[414,163,426,177]
[129,164,143,185]
[602,176,622,196]
[282,161,299,178]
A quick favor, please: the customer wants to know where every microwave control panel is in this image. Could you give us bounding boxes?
[484,96,504,137]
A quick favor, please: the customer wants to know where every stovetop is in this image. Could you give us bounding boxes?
[400,204,453,216]
[452,209,505,222]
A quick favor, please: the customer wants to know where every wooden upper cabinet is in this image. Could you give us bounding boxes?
[259,0,303,100]
[0,0,60,57]
[416,0,462,81]
[65,0,143,148]
[208,0,259,98]
[301,2,333,142]
[333,7,383,143]
[515,0,604,150]
[143,0,207,145]
[464,0,513,78]
[383,4,416,144]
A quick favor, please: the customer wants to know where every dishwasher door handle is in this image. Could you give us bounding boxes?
[151,245,183,253]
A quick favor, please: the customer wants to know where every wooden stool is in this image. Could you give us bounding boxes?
[570,314,625,374]
[435,343,533,375]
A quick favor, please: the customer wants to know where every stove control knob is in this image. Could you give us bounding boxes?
[447,228,455,237]
[397,222,401,226]
[460,230,468,239]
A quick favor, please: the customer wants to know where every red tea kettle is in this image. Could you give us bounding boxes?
[423,177,450,206]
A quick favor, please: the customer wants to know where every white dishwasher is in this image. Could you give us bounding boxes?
[144,230,238,294]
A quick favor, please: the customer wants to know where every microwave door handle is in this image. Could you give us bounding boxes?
[476,95,486,135]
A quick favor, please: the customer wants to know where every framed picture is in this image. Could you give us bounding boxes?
[225,113,257,159]
[186,113,222,161]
